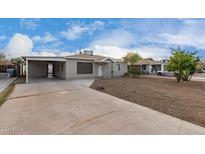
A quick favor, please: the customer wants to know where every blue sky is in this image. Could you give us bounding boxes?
[0,18,205,59]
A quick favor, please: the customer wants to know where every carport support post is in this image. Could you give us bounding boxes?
[26,59,28,83]
[161,64,164,72]
[148,65,152,74]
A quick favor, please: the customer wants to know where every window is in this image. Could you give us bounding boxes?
[77,62,93,74]
[117,64,120,71]
[142,65,146,70]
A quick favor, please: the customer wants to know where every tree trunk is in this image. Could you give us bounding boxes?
[176,72,182,83]
[177,77,181,83]
[182,70,192,81]
[188,74,192,81]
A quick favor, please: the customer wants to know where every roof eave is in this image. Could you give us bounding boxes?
[65,57,95,61]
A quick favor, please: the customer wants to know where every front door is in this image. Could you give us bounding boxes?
[47,63,53,78]
[98,65,102,77]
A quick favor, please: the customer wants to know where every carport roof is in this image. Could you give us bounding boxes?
[22,56,66,61]
[22,54,124,63]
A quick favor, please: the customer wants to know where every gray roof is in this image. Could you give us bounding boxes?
[65,54,107,62]
[22,54,124,63]
[133,59,162,65]
[65,54,124,63]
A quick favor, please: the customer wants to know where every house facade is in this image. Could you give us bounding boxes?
[129,58,167,74]
[22,50,127,83]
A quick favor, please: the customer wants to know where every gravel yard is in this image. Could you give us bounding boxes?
[90,76,205,127]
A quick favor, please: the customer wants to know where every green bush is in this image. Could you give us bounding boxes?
[128,67,141,78]
[166,48,199,82]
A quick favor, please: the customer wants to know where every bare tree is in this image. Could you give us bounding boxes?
[0,51,6,61]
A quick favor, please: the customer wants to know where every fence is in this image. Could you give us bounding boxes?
[0,73,10,79]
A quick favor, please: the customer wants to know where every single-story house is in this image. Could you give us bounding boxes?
[0,60,16,79]
[129,58,167,74]
[22,50,127,83]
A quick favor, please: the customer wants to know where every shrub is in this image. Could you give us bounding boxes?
[128,67,141,78]
[166,48,199,82]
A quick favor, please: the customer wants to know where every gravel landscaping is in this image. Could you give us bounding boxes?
[90,76,205,128]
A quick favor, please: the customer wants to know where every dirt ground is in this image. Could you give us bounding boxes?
[14,77,26,84]
[90,76,205,128]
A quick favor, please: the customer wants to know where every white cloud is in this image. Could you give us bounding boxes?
[87,20,105,33]
[87,29,134,58]
[135,46,170,60]
[61,20,105,40]
[20,19,40,30]
[89,45,170,60]
[90,45,130,59]
[32,39,63,55]
[3,33,67,58]
[32,35,41,42]
[61,25,88,40]
[159,33,195,46]
[31,50,74,57]
[88,29,170,59]
[31,44,169,60]
[147,19,205,50]
[32,32,58,44]
[157,32,205,49]
[32,33,63,53]
[31,51,57,57]
[2,30,170,60]
[90,29,135,48]
[4,33,33,58]
[0,35,6,41]
[42,32,58,43]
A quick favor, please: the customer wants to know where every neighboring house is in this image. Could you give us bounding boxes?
[0,60,15,72]
[0,60,25,78]
[201,59,205,72]
[22,50,127,83]
[0,60,16,79]
[129,58,167,74]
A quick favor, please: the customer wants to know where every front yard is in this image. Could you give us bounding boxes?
[90,76,205,127]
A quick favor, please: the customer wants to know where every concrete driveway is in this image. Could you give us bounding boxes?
[192,73,205,81]
[0,79,205,134]
[0,78,16,93]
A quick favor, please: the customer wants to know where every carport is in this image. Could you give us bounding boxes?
[22,56,66,83]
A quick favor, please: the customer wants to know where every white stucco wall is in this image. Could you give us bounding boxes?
[102,63,112,77]
[113,63,128,76]
[53,61,66,79]
[101,62,127,77]
[66,59,98,79]
[65,59,127,79]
